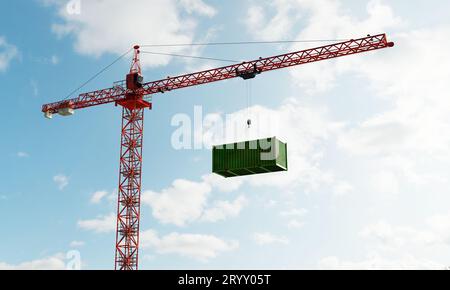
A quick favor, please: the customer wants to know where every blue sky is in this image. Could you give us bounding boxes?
[1,0,450,269]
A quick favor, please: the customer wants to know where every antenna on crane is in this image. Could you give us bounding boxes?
[246,79,253,129]
[130,45,142,75]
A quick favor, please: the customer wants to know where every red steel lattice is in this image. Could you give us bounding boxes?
[115,107,145,270]
[42,34,394,114]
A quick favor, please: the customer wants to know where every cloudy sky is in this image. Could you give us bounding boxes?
[1,0,450,269]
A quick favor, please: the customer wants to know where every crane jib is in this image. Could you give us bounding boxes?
[42,33,393,117]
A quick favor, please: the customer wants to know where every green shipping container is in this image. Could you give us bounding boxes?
[212,137,288,178]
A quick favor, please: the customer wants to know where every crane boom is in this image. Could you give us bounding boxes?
[42,34,393,115]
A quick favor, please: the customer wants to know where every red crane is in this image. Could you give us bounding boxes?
[42,33,394,270]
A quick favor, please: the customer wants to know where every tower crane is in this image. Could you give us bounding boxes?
[42,33,394,270]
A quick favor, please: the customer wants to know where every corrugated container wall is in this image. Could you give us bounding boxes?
[212,137,288,178]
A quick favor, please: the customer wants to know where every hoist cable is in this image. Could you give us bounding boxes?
[140,51,239,63]
[140,39,349,48]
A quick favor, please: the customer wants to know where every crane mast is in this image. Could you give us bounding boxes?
[114,46,148,270]
[42,34,394,270]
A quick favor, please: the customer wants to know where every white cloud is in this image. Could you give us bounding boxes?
[360,222,433,250]
[246,5,264,34]
[70,240,85,248]
[81,175,244,232]
[319,213,450,269]
[327,27,450,201]
[17,152,29,158]
[201,196,248,223]
[0,254,66,270]
[361,215,450,249]
[90,190,108,204]
[280,208,308,218]
[50,55,59,65]
[265,200,278,208]
[53,174,69,190]
[0,37,18,72]
[332,181,353,197]
[253,232,290,246]
[369,171,400,197]
[141,230,238,262]
[337,117,411,157]
[287,219,305,229]
[280,208,308,229]
[300,0,399,90]
[336,28,450,159]
[77,213,116,233]
[45,0,216,68]
[246,0,299,41]
[318,254,444,270]
[142,179,211,226]
[30,54,60,65]
[142,175,247,226]
[427,213,450,240]
[293,0,402,40]
[201,174,244,193]
[179,0,217,17]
